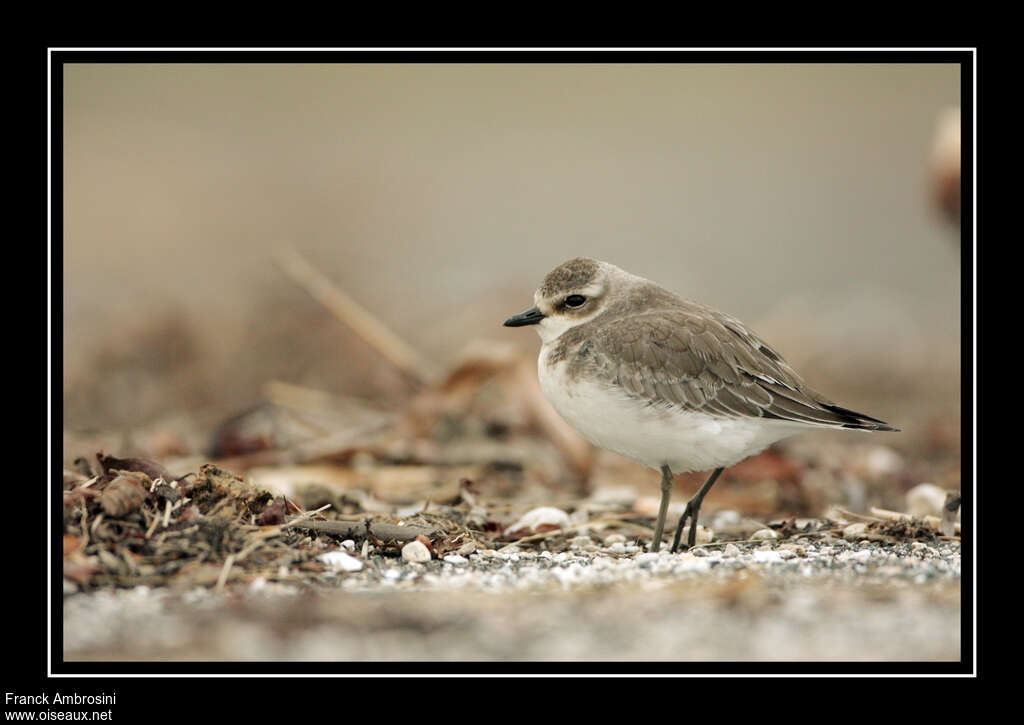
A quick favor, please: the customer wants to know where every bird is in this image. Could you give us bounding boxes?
[503,257,898,552]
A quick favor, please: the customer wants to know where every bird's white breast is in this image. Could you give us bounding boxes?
[538,344,804,473]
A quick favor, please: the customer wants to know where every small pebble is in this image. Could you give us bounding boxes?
[751,528,778,541]
[401,540,432,563]
[723,543,741,558]
[443,554,468,565]
[604,533,627,545]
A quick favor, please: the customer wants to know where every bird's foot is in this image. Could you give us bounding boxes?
[670,500,700,553]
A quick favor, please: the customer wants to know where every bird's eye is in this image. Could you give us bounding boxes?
[565,295,586,308]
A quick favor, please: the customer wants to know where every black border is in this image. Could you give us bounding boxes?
[46,48,977,687]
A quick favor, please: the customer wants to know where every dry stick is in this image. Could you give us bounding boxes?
[79,503,89,551]
[274,248,437,384]
[162,500,173,528]
[262,379,393,419]
[145,511,161,539]
[826,507,884,524]
[215,554,235,592]
[286,518,439,542]
[279,503,333,528]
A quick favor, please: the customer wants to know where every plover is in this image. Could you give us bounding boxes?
[504,258,897,552]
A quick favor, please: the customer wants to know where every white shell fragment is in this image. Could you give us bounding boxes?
[506,506,571,535]
[319,550,364,572]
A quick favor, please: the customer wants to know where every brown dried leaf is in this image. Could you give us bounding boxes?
[100,474,148,517]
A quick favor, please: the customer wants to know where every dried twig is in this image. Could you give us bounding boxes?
[286,517,439,542]
[826,507,884,524]
[279,503,332,526]
[274,247,436,384]
[215,554,235,591]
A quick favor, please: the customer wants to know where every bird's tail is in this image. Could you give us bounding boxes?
[819,403,900,432]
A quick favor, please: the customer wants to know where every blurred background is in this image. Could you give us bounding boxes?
[62,62,961,487]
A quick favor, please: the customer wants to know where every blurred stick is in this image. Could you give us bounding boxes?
[870,507,961,536]
[274,248,437,384]
[262,379,393,418]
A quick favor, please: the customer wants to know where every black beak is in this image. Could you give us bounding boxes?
[503,306,546,327]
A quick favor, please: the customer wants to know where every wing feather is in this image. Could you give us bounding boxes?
[562,304,893,430]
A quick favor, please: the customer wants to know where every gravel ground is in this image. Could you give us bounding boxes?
[63,536,961,662]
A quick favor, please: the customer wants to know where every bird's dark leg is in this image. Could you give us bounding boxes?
[649,465,674,552]
[671,467,725,552]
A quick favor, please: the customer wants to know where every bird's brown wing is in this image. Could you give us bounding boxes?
[566,306,895,430]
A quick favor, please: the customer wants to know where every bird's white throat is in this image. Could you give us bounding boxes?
[535,310,601,344]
